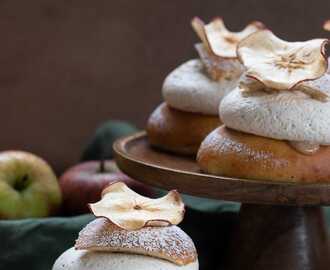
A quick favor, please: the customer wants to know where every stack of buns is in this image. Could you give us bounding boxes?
[198,30,330,183]
[147,18,264,155]
[52,182,198,270]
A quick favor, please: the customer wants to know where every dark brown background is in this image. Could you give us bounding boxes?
[1,0,329,172]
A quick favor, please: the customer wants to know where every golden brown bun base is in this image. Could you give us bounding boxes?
[147,103,221,155]
[197,126,330,183]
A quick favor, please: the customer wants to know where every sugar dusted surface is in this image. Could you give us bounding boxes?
[201,128,288,171]
[75,218,197,266]
[215,136,273,162]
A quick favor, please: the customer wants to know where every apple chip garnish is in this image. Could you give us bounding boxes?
[323,20,330,32]
[237,30,329,101]
[195,43,244,81]
[191,17,263,80]
[191,17,265,58]
[89,182,185,231]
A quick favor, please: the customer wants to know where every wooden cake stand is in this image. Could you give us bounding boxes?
[114,131,330,270]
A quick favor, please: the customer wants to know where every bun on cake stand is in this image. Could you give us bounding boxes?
[147,17,264,155]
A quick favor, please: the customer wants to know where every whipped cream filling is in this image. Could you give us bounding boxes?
[219,73,330,145]
[288,141,320,155]
[162,59,241,115]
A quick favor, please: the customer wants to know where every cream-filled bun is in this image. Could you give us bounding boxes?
[162,59,240,115]
[53,183,198,270]
[162,18,264,115]
[220,74,330,144]
[198,30,330,182]
[146,18,264,155]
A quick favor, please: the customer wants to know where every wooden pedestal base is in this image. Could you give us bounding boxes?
[226,204,330,270]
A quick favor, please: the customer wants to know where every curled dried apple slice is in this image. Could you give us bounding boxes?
[239,76,265,93]
[89,182,185,231]
[191,17,265,58]
[324,20,330,32]
[195,43,244,81]
[237,30,328,97]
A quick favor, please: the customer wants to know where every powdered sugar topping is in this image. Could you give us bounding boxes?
[75,218,197,266]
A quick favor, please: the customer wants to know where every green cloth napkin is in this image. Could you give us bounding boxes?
[0,215,94,269]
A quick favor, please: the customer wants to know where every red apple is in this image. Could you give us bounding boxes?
[59,160,153,215]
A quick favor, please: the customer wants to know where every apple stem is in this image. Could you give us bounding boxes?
[99,159,105,173]
[14,174,29,191]
[22,174,28,182]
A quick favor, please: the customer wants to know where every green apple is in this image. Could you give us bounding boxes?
[0,151,62,219]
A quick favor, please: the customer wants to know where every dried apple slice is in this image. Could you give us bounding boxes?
[191,17,210,51]
[191,17,265,58]
[195,43,244,81]
[237,30,329,92]
[324,20,330,31]
[239,75,263,91]
[89,182,185,231]
[191,17,263,80]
